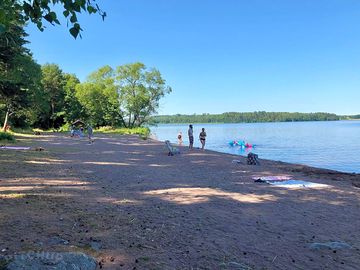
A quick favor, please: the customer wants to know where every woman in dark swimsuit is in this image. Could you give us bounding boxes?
[199,128,206,150]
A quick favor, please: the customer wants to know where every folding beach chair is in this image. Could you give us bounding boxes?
[165,140,180,156]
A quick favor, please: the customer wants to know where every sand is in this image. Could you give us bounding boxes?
[0,133,359,269]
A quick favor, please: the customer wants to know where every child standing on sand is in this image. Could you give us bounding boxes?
[199,128,206,150]
[177,132,183,145]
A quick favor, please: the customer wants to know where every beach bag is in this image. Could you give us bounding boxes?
[247,152,259,165]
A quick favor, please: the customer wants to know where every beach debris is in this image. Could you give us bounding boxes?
[247,153,259,165]
[35,147,45,151]
[309,241,352,250]
[232,160,242,164]
[4,252,97,270]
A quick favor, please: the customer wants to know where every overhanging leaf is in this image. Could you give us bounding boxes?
[69,26,79,38]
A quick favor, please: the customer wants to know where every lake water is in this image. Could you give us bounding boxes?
[151,121,360,174]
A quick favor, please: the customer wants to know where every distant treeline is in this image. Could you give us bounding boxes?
[153,112,340,124]
[348,115,360,119]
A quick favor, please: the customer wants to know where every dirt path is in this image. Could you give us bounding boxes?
[0,133,359,269]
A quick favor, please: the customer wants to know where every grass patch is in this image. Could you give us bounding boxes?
[11,127,66,135]
[96,126,150,139]
[0,193,27,199]
[10,128,34,134]
[0,131,15,143]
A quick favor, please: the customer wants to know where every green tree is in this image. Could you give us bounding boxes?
[116,62,172,128]
[0,3,42,130]
[76,66,121,127]
[74,63,171,128]
[63,73,84,123]
[41,63,65,128]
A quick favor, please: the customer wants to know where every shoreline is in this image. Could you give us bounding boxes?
[151,136,360,177]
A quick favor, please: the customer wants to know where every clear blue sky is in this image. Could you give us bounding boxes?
[26,0,360,115]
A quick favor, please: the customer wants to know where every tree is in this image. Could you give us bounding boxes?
[116,62,172,128]
[66,63,172,128]
[76,66,122,127]
[41,64,65,128]
[63,73,84,123]
[0,3,42,130]
[0,54,43,130]
[0,0,105,39]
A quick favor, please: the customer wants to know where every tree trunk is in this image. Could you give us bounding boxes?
[2,110,9,132]
[119,115,127,128]
[128,113,132,128]
[131,115,137,127]
[51,101,55,128]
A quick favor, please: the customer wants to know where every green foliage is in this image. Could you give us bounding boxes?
[74,63,171,128]
[79,65,122,126]
[63,73,84,123]
[0,131,15,142]
[39,63,66,129]
[32,68,85,129]
[10,127,35,134]
[2,0,106,39]
[153,112,340,124]
[96,126,150,139]
[348,114,360,120]
[59,122,71,132]
[1,24,171,130]
[116,62,172,128]
[0,4,43,130]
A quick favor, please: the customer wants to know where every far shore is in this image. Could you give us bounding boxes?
[0,133,359,269]
[152,119,345,125]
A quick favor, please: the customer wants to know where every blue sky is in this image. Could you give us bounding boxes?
[26,0,360,115]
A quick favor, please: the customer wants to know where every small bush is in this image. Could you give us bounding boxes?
[0,132,15,142]
[59,123,71,132]
[96,126,114,132]
[96,126,150,139]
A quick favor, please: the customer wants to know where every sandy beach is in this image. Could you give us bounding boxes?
[0,133,359,269]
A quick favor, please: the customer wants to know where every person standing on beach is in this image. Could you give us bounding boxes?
[87,125,93,143]
[188,125,194,149]
[199,128,207,150]
[70,125,75,137]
